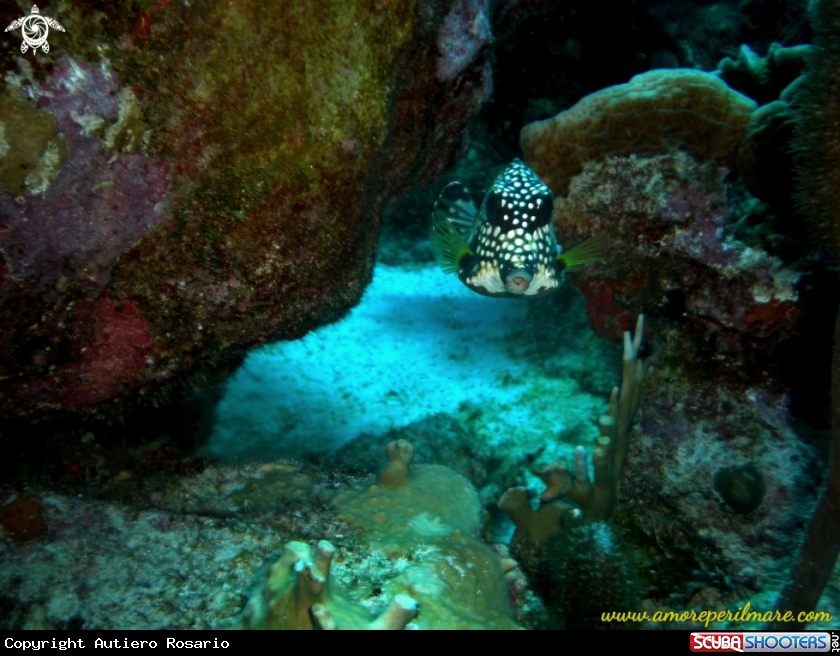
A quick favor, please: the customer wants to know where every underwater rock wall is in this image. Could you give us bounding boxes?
[621,370,820,604]
[549,152,802,385]
[0,0,500,417]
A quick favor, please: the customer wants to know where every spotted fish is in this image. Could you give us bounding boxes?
[430,159,606,298]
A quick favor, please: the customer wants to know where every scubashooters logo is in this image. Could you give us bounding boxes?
[690,632,833,652]
[5,5,65,54]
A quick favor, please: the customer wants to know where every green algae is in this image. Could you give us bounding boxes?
[100,0,424,367]
[143,0,416,216]
[0,96,68,197]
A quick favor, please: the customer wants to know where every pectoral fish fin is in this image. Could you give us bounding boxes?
[434,182,479,236]
[430,210,474,275]
[557,234,608,273]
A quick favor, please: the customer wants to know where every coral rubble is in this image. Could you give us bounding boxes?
[0,440,520,630]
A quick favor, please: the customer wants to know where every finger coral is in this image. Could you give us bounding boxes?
[499,315,646,546]
[536,315,646,519]
[520,69,756,198]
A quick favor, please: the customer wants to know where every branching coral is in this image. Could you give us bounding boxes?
[537,315,645,518]
[499,315,646,545]
[520,70,756,198]
[496,318,647,628]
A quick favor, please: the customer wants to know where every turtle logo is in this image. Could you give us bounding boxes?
[5,5,65,54]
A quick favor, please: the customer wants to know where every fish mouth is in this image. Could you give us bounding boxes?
[505,269,532,294]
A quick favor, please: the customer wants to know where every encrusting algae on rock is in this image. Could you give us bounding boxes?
[0,0,498,418]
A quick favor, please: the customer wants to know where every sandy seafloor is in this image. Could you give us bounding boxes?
[200,264,608,481]
[5,263,840,629]
[0,263,617,629]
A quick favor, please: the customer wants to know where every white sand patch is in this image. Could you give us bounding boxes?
[200,264,605,463]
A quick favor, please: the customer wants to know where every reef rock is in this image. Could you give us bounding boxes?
[551,152,802,384]
[0,0,498,417]
[619,367,819,601]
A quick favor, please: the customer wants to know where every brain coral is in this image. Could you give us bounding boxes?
[520,69,757,197]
